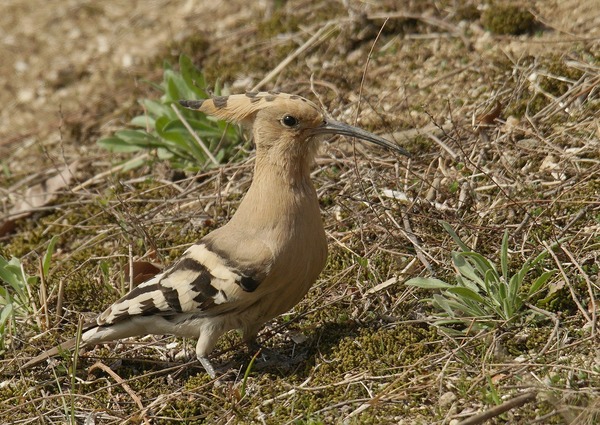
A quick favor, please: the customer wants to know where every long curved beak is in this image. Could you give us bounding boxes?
[313,119,410,157]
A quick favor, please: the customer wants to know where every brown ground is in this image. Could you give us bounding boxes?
[1,1,599,424]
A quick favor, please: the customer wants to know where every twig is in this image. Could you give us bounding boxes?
[368,11,471,48]
[252,21,336,91]
[543,241,592,324]
[71,153,150,192]
[428,132,458,159]
[525,303,560,359]
[171,103,219,166]
[128,243,134,292]
[384,209,433,273]
[89,361,151,425]
[457,391,538,425]
[355,17,389,124]
[55,278,65,325]
[560,244,597,336]
[380,123,453,145]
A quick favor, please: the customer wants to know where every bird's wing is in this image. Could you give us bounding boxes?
[97,237,274,326]
[22,231,274,369]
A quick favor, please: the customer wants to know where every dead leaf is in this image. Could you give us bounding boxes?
[1,161,79,237]
[124,261,162,286]
[366,277,398,295]
[491,373,507,384]
[477,101,502,125]
[0,219,17,238]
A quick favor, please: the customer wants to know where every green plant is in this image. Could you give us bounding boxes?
[406,222,556,334]
[0,236,57,352]
[98,54,243,171]
[240,349,260,399]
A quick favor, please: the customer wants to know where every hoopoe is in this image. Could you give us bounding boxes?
[23,92,409,377]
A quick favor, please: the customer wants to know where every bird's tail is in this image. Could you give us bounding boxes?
[22,337,80,369]
[22,319,150,369]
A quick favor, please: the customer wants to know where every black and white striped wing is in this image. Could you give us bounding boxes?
[97,243,268,326]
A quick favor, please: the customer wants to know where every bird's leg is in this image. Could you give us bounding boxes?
[243,326,263,356]
[245,338,262,356]
[197,355,217,379]
[195,333,219,378]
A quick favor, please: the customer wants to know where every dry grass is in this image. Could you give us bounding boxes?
[1,0,599,424]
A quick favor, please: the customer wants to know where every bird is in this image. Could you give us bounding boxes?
[23,91,409,377]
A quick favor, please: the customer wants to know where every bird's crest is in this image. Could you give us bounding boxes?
[180,91,320,124]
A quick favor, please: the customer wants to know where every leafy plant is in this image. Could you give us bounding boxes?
[98,54,243,171]
[406,222,556,334]
[0,236,58,352]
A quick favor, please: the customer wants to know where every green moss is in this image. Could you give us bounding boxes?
[507,93,548,118]
[482,4,536,35]
[455,4,481,22]
[538,56,585,97]
[257,9,301,38]
[504,327,552,355]
[313,325,439,381]
[538,284,585,315]
[170,34,210,62]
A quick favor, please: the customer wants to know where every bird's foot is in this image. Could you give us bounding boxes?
[198,356,217,379]
[197,355,239,381]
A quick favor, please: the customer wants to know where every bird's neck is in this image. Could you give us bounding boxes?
[254,148,314,187]
[229,150,318,228]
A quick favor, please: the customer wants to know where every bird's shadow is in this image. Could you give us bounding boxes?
[81,320,377,382]
[213,319,367,381]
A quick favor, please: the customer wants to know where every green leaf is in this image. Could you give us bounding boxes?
[431,294,456,317]
[97,137,144,153]
[497,277,507,300]
[500,229,509,284]
[405,277,453,289]
[165,71,190,101]
[179,54,207,98]
[501,297,513,320]
[0,260,19,287]
[462,252,498,277]
[453,253,486,288]
[42,236,58,278]
[455,275,480,293]
[483,268,498,292]
[97,57,242,171]
[443,295,486,317]
[445,286,486,304]
[528,270,555,297]
[508,271,523,304]
[0,303,13,327]
[114,130,163,148]
[441,221,471,252]
[130,115,156,130]
[139,99,173,120]
[154,119,205,162]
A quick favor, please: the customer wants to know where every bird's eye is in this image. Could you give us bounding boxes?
[281,115,299,127]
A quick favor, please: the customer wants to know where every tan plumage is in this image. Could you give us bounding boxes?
[23,91,409,377]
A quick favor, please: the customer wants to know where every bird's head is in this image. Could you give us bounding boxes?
[180,92,410,163]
